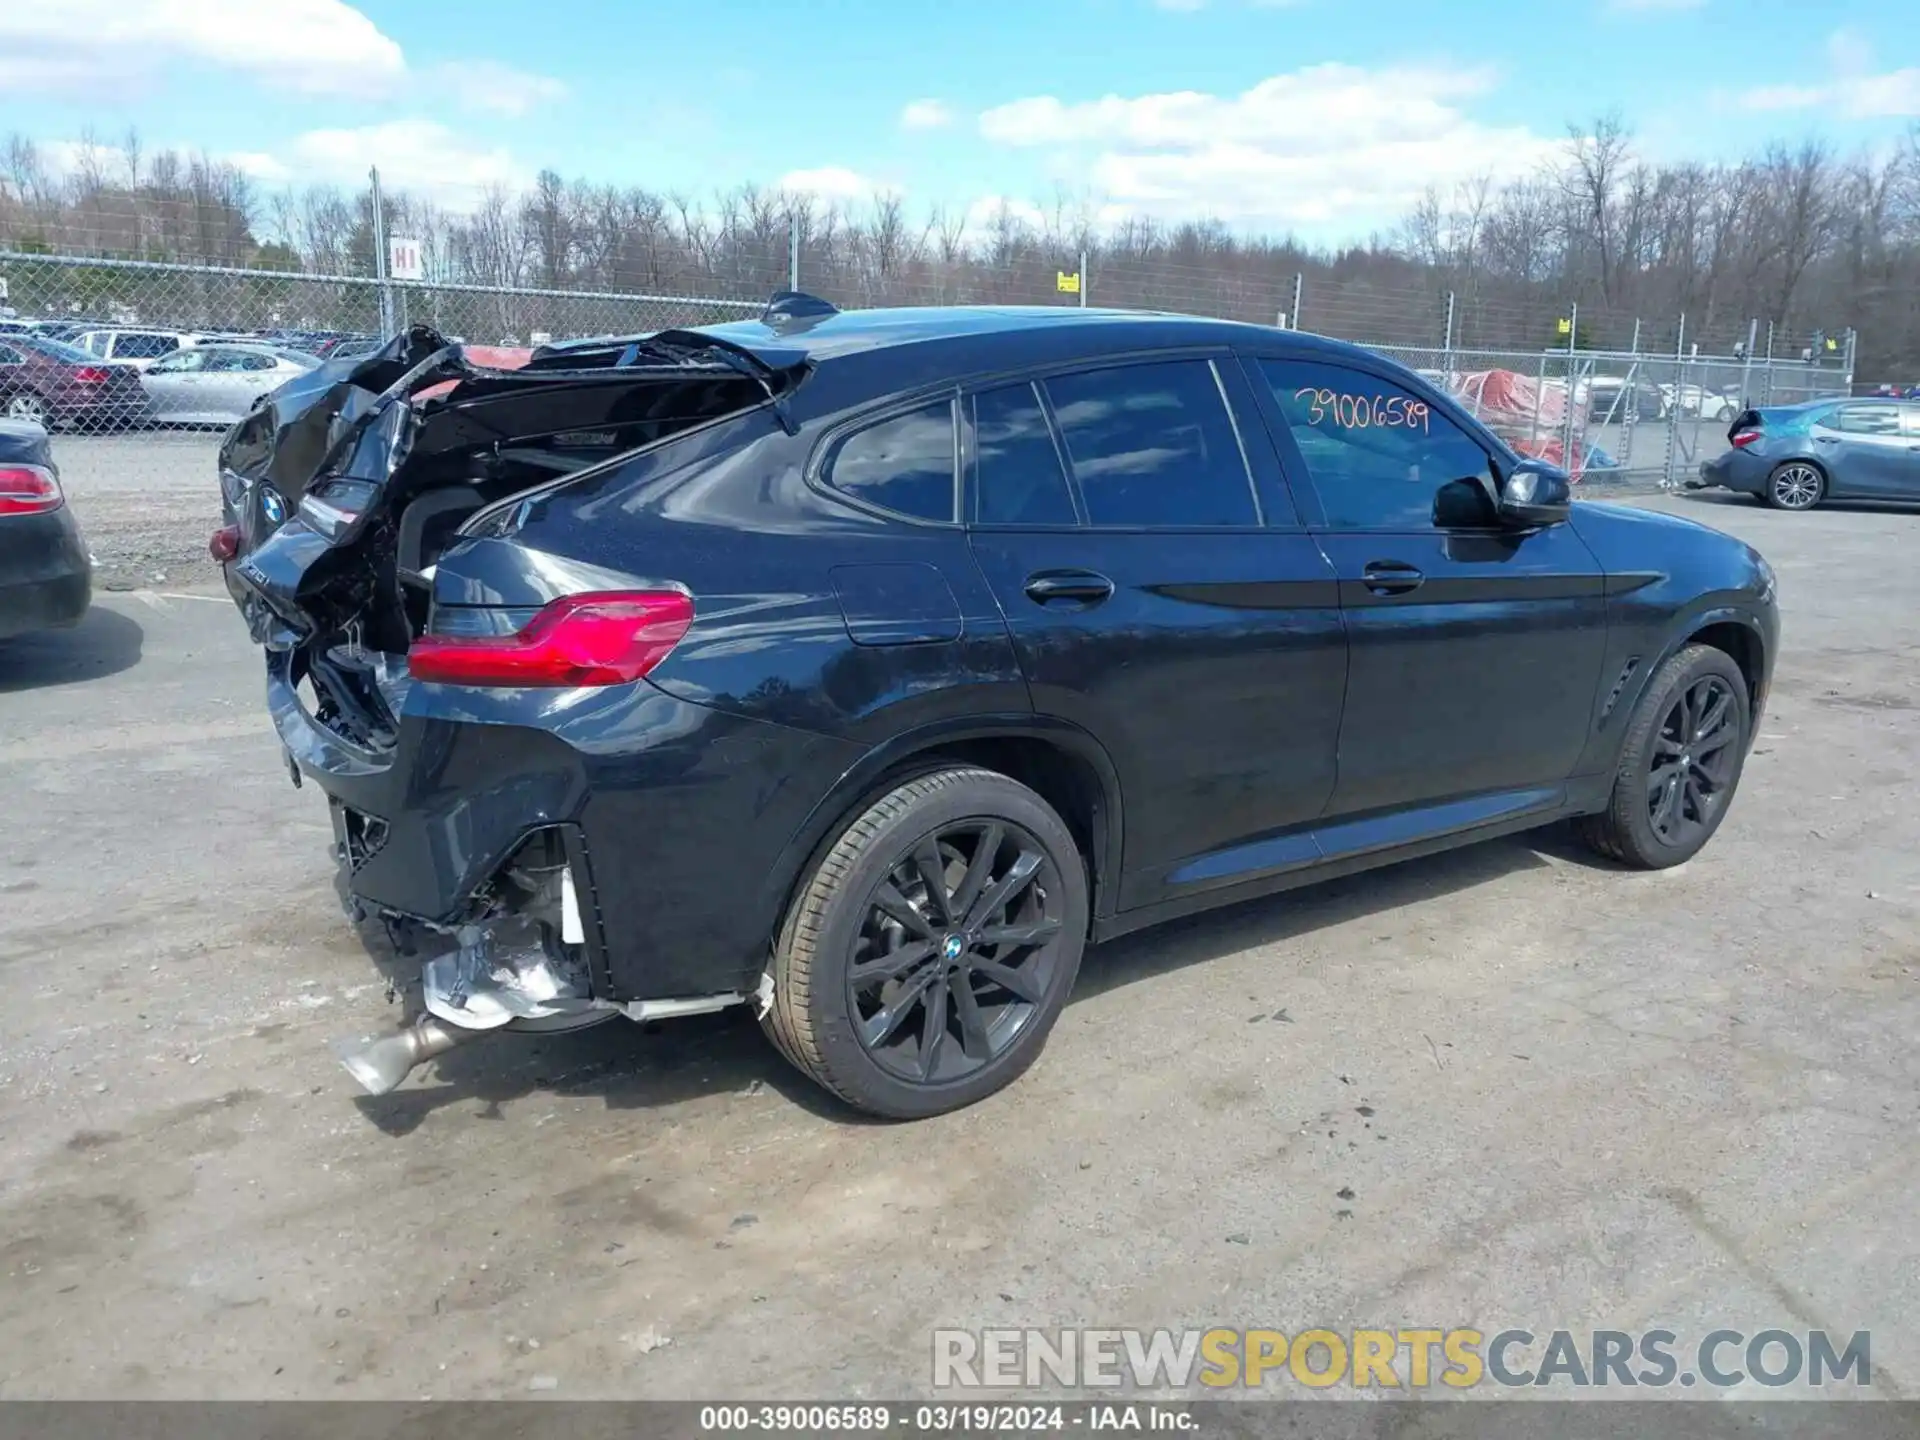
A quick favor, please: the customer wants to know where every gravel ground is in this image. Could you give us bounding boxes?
[52,433,228,592]
[3,476,1915,1401]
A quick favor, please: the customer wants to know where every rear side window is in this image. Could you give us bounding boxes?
[115,333,179,359]
[1833,403,1901,436]
[1044,360,1258,528]
[824,397,957,522]
[0,345,20,365]
[974,383,1077,526]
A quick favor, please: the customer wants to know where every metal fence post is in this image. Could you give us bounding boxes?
[787,212,800,292]
[1079,249,1088,309]
[1843,328,1857,393]
[1738,318,1758,408]
[1291,273,1303,333]
[1762,319,1776,404]
[369,165,395,340]
[1562,301,1579,474]
[1662,313,1685,490]
[1442,291,1456,391]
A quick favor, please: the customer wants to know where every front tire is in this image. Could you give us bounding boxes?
[1576,644,1750,869]
[1765,461,1824,510]
[761,766,1089,1119]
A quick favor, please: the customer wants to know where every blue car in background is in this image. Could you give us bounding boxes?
[1696,398,1920,510]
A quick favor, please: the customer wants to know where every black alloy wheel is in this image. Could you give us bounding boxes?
[846,819,1065,1085]
[1646,675,1739,849]
[761,766,1089,1119]
[1575,643,1751,869]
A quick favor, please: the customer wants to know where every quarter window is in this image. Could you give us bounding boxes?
[1043,360,1258,528]
[1260,359,1498,530]
[974,383,1077,526]
[824,397,957,522]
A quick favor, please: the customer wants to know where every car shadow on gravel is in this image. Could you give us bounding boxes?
[349,828,1600,1134]
[0,605,143,693]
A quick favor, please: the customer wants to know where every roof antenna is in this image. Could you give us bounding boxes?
[761,290,839,330]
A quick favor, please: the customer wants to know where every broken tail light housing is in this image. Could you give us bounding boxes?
[406,590,694,688]
[0,464,63,516]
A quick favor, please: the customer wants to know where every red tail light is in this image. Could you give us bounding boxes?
[209,524,240,562]
[72,366,111,384]
[406,591,694,688]
[1729,428,1762,449]
[0,464,63,516]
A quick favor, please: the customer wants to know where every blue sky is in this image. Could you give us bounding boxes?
[2,0,1915,244]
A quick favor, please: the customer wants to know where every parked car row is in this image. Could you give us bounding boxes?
[0,326,327,432]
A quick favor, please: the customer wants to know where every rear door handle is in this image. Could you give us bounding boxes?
[1815,435,1840,444]
[1361,561,1425,597]
[1024,570,1115,606]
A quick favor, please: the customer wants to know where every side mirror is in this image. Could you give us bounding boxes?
[1498,460,1571,527]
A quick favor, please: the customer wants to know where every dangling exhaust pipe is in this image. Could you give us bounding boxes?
[333,1015,478,1096]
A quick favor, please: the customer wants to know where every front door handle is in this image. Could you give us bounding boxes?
[1361,561,1425,597]
[1024,570,1115,606]
[1815,435,1840,444]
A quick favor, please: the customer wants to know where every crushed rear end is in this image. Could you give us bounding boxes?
[215,324,805,1091]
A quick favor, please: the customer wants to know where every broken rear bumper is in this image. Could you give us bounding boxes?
[264,647,864,1005]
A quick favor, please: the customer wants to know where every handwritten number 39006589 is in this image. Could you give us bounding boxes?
[1295,388,1431,433]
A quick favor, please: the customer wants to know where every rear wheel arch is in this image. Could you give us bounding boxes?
[762,718,1124,951]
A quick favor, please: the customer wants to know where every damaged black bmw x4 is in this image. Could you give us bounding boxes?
[217,297,1778,1119]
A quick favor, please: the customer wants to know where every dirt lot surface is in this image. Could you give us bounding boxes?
[2,485,1916,1401]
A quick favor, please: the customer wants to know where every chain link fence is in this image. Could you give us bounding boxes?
[1,244,1854,498]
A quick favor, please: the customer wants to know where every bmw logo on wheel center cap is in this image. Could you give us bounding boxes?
[942,934,966,962]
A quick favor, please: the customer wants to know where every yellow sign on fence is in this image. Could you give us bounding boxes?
[1056,270,1081,295]
[1555,316,1572,336]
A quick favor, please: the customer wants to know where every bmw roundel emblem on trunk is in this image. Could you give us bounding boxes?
[260,488,285,525]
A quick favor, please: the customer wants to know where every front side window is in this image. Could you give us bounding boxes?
[974,382,1077,526]
[149,350,206,374]
[824,397,956,522]
[1044,360,1258,528]
[1260,359,1498,530]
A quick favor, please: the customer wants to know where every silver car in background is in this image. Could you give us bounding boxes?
[140,344,318,426]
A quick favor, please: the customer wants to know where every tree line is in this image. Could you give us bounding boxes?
[2,121,1915,378]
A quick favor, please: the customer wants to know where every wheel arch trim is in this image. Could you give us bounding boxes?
[759,713,1127,944]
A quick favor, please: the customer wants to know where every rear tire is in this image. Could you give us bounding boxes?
[1764,461,1824,511]
[761,766,1089,1119]
[3,391,49,426]
[1575,644,1750,869]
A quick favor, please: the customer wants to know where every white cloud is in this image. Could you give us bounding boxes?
[1731,28,1920,118]
[429,58,571,117]
[778,167,902,203]
[976,63,1556,232]
[0,0,403,96]
[1739,84,1827,112]
[281,121,530,201]
[0,1,567,117]
[900,99,955,130]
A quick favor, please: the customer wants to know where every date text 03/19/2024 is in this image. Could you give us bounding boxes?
[697,1404,1194,1431]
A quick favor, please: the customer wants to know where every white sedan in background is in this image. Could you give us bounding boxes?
[140,344,318,426]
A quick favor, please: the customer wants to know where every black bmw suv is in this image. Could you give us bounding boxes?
[217,298,1777,1119]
